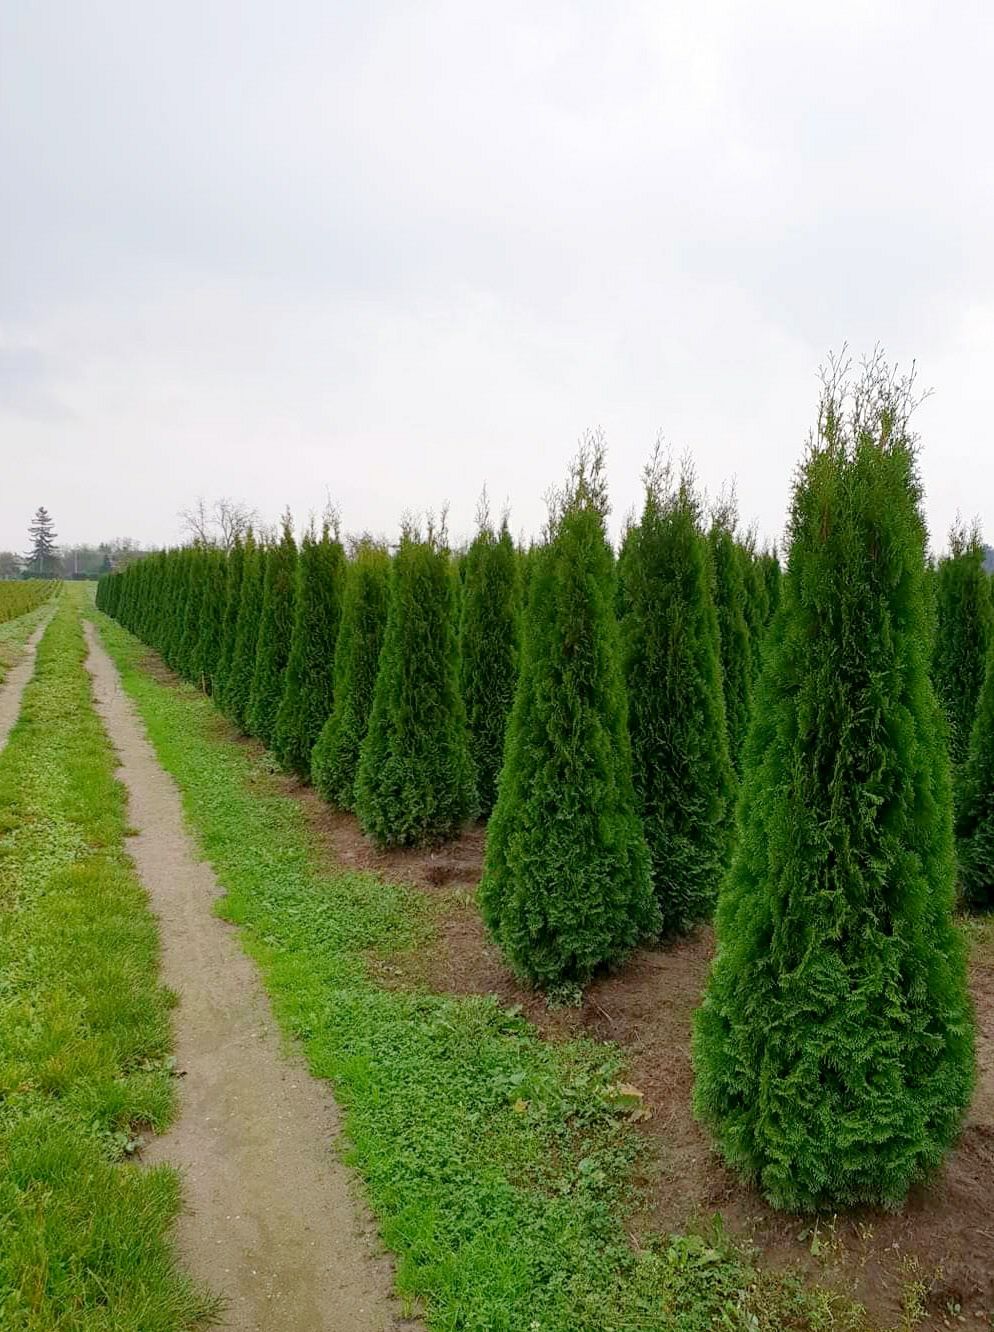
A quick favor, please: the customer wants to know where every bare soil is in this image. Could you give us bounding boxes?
[84,626,411,1332]
[299,796,994,1329]
[0,619,49,754]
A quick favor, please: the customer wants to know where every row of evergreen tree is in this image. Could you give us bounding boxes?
[96,360,988,1210]
[96,472,776,879]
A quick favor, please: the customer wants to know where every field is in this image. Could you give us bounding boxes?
[3,408,994,1330]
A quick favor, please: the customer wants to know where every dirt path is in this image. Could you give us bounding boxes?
[0,618,50,754]
[83,623,406,1332]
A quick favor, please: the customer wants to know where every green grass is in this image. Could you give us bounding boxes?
[0,591,219,1330]
[90,603,874,1332]
[0,594,57,686]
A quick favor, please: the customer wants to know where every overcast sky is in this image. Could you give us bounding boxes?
[2,1,993,554]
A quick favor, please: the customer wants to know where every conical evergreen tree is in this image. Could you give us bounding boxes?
[191,547,228,693]
[272,521,346,776]
[709,509,752,773]
[163,547,194,672]
[480,441,658,992]
[459,501,521,817]
[932,520,993,770]
[693,360,974,1210]
[213,536,246,702]
[760,546,782,626]
[738,537,770,688]
[175,546,208,682]
[354,519,477,847]
[247,515,298,746]
[618,456,735,935]
[956,633,994,909]
[311,540,391,809]
[221,534,266,731]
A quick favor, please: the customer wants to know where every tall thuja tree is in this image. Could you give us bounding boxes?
[693,357,974,1210]
[355,516,477,846]
[481,440,658,992]
[247,515,298,746]
[708,506,752,772]
[459,499,521,816]
[760,546,782,627]
[175,546,208,682]
[163,547,193,671]
[618,455,735,935]
[220,533,266,730]
[191,546,228,693]
[311,540,391,809]
[213,535,246,704]
[932,519,993,771]
[273,519,346,776]
[957,634,994,909]
[738,536,769,688]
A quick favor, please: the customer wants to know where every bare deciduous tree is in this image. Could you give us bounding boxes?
[179,497,259,550]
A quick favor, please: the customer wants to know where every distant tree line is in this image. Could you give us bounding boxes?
[0,506,150,579]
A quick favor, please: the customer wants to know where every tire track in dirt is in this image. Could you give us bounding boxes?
[83,622,408,1332]
[0,617,52,754]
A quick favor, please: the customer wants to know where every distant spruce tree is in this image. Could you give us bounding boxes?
[956,633,994,909]
[693,356,974,1210]
[480,439,658,993]
[221,534,266,731]
[272,519,346,776]
[311,540,391,809]
[932,520,993,771]
[618,453,735,935]
[708,507,753,772]
[247,515,298,746]
[25,505,58,577]
[354,516,477,847]
[191,547,229,693]
[459,496,521,816]
[213,535,246,703]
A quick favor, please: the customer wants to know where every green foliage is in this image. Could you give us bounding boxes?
[355,526,477,846]
[760,546,782,626]
[708,514,752,772]
[957,632,994,908]
[247,517,298,747]
[174,547,209,683]
[311,541,391,809]
[0,579,57,624]
[693,365,975,1210]
[481,444,658,992]
[738,538,770,687]
[213,536,245,703]
[94,603,865,1332]
[272,523,346,775]
[618,458,735,935]
[0,591,218,1329]
[162,548,193,673]
[191,547,228,693]
[932,520,993,770]
[220,533,265,730]
[459,510,521,816]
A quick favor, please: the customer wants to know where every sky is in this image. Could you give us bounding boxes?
[2,0,994,554]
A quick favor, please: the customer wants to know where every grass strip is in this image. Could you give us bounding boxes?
[0,591,218,1330]
[0,596,57,687]
[90,602,877,1332]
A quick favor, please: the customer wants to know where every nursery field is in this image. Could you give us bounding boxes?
[4,368,994,1330]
